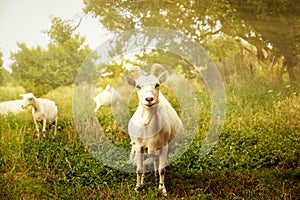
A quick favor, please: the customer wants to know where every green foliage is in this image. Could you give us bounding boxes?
[0,51,15,86]
[84,0,300,85]
[10,18,91,96]
[0,69,13,87]
[0,85,26,101]
[84,0,237,37]
[0,51,3,69]
[230,0,300,68]
[0,51,2,67]
[234,0,299,17]
[44,16,75,44]
[202,35,240,62]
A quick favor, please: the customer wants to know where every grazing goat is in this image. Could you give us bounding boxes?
[0,100,24,115]
[126,64,183,195]
[93,84,121,112]
[20,93,57,137]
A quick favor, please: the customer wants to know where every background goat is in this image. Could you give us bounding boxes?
[126,64,183,195]
[0,100,24,115]
[93,84,121,112]
[20,93,57,137]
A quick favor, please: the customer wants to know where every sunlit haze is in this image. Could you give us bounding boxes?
[0,0,110,71]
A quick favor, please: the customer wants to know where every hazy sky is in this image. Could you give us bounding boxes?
[0,0,110,70]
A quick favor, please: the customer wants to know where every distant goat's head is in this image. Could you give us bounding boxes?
[126,64,169,108]
[20,93,35,109]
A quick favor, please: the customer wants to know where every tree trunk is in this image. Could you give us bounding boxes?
[227,0,300,85]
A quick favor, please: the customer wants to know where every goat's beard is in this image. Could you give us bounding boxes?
[141,103,158,125]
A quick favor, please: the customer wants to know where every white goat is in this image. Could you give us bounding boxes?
[20,93,57,137]
[93,84,121,112]
[0,100,24,115]
[126,64,183,195]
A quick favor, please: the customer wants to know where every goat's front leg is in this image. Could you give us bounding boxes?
[34,119,40,137]
[94,103,100,112]
[135,151,144,192]
[42,119,47,134]
[158,146,168,196]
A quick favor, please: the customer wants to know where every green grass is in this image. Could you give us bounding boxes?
[0,77,299,199]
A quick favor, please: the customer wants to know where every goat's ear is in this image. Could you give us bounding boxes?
[158,71,169,84]
[125,75,136,87]
[19,94,24,97]
[105,84,111,90]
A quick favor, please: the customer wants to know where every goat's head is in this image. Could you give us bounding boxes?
[20,93,35,109]
[126,64,168,108]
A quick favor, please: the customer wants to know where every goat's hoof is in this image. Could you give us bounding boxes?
[161,190,167,196]
[159,186,167,196]
[134,186,140,193]
[135,184,145,193]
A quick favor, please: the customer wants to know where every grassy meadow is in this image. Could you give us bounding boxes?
[0,76,299,199]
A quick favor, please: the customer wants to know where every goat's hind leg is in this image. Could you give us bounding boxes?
[54,117,57,135]
[158,146,168,196]
[135,151,144,192]
[153,158,158,177]
[34,120,40,138]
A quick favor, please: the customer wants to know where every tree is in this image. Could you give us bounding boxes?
[83,0,237,38]
[11,17,91,95]
[83,0,300,84]
[0,51,13,86]
[0,51,3,67]
[227,0,300,84]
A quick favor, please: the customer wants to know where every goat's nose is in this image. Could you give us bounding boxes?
[145,97,154,102]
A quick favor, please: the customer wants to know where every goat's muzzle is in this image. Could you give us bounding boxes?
[144,99,159,108]
[145,97,154,102]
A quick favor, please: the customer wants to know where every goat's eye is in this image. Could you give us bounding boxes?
[155,83,160,88]
[136,85,141,89]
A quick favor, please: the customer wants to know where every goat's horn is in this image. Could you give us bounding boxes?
[128,66,145,78]
[135,66,146,76]
[150,63,165,75]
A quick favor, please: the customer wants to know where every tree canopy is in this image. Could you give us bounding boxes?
[229,0,300,74]
[83,0,300,84]
[10,17,91,95]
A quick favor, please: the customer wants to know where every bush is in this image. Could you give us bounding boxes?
[0,85,26,101]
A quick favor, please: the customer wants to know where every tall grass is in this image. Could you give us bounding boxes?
[0,77,299,199]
